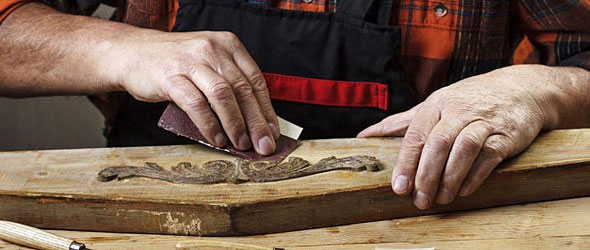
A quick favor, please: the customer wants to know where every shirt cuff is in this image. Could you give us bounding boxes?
[559,51,590,71]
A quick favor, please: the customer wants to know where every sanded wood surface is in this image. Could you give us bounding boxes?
[2,197,590,249]
[0,129,590,236]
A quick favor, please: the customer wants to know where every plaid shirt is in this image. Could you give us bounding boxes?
[2,0,590,99]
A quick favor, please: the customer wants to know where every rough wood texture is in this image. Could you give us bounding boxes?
[98,156,381,184]
[0,129,590,236]
[2,197,590,249]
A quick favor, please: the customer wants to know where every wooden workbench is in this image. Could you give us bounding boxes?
[1,197,590,249]
[2,129,590,237]
[1,129,590,248]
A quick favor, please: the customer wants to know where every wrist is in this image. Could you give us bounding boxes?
[547,66,590,129]
[510,64,590,130]
[497,64,560,130]
[90,23,159,93]
[92,38,127,93]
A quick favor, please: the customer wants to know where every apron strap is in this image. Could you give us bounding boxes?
[337,0,394,25]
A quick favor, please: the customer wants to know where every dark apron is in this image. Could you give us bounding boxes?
[106,0,418,146]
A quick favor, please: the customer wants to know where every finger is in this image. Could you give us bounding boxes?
[166,75,227,147]
[189,65,249,151]
[391,104,440,197]
[458,134,514,197]
[357,104,420,138]
[231,38,281,140]
[413,117,466,210]
[435,121,491,205]
[218,55,276,155]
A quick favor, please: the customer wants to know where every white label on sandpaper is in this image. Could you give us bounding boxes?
[278,116,303,140]
[91,4,116,20]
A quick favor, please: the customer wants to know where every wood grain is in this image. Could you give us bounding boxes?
[0,129,589,236]
[2,197,590,249]
[0,221,73,250]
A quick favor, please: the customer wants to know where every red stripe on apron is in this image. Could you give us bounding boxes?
[264,73,389,111]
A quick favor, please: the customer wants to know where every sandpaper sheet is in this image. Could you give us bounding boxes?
[158,103,300,162]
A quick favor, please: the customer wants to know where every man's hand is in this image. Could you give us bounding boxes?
[358,64,590,210]
[0,3,279,155]
[109,31,280,155]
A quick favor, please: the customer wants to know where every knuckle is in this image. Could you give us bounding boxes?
[481,143,505,162]
[403,130,428,147]
[198,120,218,133]
[232,80,254,99]
[498,116,517,131]
[249,74,268,92]
[426,91,445,103]
[220,31,239,42]
[220,31,243,50]
[416,173,435,187]
[425,133,454,151]
[167,75,189,88]
[208,81,234,101]
[224,117,246,133]
[248,117,269,131]
[195,38,216,52]
[182,94,209,112]
[456,134,481,155]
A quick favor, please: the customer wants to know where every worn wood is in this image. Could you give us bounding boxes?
[2,197,590,249]
[175,240,280,250]
[0,129,590,236]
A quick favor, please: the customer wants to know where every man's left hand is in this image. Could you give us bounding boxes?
[358,65,559,210]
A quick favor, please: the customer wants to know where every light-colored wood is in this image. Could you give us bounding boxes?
[1,129,590,236]
[175,240,275,250]
[0,221,72,250]
[2,197,590,249]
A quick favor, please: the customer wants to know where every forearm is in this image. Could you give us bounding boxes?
[0,3,143,97]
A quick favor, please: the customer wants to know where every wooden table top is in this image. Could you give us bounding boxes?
[3,129,590,237]
[1,196,590,249]
[2,129,590,248]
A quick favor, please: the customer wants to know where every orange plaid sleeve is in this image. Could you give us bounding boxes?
[0,0,31,23]
[512,0,590,70]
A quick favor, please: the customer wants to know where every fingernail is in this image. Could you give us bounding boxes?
[436,188,453,204]
[214,133,227,147]
[393,175,409,194]
[269,123,280,140]
[458,186,470,197]
[414,191,430,210]
[238,133,251,150]
[258,136,276,155]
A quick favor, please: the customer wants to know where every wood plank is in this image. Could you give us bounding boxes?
[4,235,588,250]
[2,197,590,249]
[0,129,590,236]
[286,237,590,250]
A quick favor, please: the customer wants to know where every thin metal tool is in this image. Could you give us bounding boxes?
[0,220,89,250]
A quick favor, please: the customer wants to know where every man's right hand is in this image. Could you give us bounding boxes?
[108,31,280,155]
[0,3,279,155]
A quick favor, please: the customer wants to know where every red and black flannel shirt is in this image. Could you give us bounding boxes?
[2,0,590,99]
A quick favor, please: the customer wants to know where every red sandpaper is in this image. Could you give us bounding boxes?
[158,103,300,162]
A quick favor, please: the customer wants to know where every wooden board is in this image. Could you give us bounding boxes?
[2,197,590,249]
[0,129,590,236]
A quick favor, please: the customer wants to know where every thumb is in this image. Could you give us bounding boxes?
[356,105,419,138]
